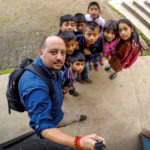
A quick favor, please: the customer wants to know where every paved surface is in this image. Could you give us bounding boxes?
[0,56,150,150]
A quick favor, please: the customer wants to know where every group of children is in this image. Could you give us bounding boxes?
[56,1,142,98]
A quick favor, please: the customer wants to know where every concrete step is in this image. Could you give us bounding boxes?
[145,0,150,8]
[133,0,150,18]
[122,1,150,29]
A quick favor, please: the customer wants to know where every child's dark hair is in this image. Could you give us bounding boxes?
[60,14,74,27]
[118,18,142,53]
[103,19,117,34]
[70,51,85,63]
[83,21,100,33]
[88,1,100,10]
[74,13,86,23]
[59,31,76,43]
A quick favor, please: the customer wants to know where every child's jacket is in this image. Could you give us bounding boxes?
[63,67,76,87]
[76,34,102,60]
[109,40,140,72]
[102,37,120,58]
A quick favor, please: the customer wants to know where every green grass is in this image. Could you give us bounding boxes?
[0,67,14,75]
[108,4,125,18]
[136,29,150,48]
[140,51,150,56]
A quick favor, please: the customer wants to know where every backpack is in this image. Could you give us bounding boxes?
[6,58,53,114]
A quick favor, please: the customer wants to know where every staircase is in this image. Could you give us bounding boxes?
[108,0,150,49]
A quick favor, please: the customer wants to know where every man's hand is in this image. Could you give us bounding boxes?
[84,48,91,55]
[80,134,105,150]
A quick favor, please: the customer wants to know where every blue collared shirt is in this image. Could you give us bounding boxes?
[18,57,64,136]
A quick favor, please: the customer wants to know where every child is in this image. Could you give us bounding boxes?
[109,18,142,79]
[59,30,78,69]
[74,13,86,35]
[85,1,105,65]
[100,19,120,71]
[76,21,102,83]
[62,51,85,98]
[59,31,79,96]
[56,14,75,36]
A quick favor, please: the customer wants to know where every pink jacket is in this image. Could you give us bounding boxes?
[103,37,120,59]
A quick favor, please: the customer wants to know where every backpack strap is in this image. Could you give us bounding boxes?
[25,64,53,101]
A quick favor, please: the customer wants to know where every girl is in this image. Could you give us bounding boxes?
[109,19,142,79]
[101,19,120,71]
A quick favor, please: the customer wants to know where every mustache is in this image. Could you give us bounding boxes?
[54,60,63,64]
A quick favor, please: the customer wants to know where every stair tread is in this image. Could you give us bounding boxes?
[123,1,150,23]
[134,0,150,13]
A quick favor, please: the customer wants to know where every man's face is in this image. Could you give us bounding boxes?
[40,37,66,72]
[65,39,77,55]
[71,61,85,73]
[88,5,100,20]
[75,22,85,33]
[83,28,99,44]
[60,21,75,32]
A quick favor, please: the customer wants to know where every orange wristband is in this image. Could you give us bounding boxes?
[74,136,82,150]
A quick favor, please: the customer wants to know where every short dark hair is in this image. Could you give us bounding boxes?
[60,14,74,27]
[103,19,117,33]
[74,13,86,23]
[59,30,76,43]
[83,21,100,33]
[70,50,85,64]
[88,1,100,10]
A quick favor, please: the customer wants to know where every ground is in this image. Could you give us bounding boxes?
[1,1,150,149]
[0,0,122,70]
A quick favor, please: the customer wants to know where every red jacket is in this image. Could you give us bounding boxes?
[120,41,140,69]
[109,41,140,72]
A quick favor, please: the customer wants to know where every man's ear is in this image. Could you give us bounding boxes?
[39,49,43,56]
[87,10,89,14]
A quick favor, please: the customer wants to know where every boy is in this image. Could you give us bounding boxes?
[76,21,102,83]
[59,31,79,96]
[59,30,78,69]
[62,50,85,98]
[85,1,105,65]
[56,14,75,36]
[74,13,86,35]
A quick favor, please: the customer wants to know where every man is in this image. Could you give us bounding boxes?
[18,36,105,150]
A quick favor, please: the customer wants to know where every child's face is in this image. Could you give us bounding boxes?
[88,5,100,19]
[60,21,75,32]
[83,28,99,44]
[103,29,116,42]
[75,22,85,33]
[65,39,77,55]
[118,23,132,41]
[71,61,85,73]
